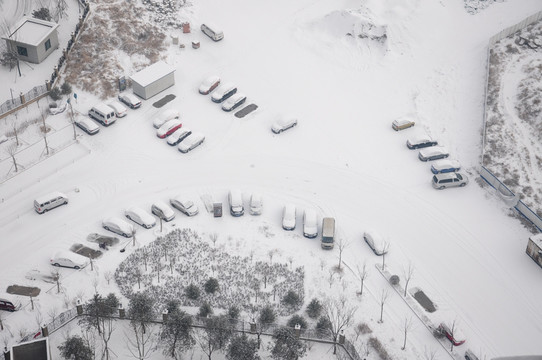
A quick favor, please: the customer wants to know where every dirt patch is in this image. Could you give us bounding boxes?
[87,233,120,247]
[6,285,41,297]
[411,288,437,313]
[63,1,166,99]
[153,94,176,108]
[70,244,103,259]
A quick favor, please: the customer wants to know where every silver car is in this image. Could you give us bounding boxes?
[125,207,156,229]
[170,196,199,216]
[418,146,449,162]
[432,172,468,189]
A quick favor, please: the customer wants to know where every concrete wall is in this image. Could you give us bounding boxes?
[36,31,59,63]
[133,73,175,100]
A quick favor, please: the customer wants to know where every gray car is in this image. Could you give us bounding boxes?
[418,146,449,162]
[432,172,468,189]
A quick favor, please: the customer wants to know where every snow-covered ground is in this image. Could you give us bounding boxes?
[1,0,542,359]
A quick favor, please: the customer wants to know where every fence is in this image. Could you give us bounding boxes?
[479,166,542,231]
[0,1,91,120]
[481,11,542,233]
[1,307,362,360]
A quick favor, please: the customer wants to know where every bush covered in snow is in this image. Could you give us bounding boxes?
[114,228,305,316]
[464,0,505,15]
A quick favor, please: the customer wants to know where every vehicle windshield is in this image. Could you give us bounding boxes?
[322,237,333,243]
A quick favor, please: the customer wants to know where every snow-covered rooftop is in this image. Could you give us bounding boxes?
[130,61,176,87]
[2,17,59,46]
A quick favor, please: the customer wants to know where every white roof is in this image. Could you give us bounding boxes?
[35,191,66,204]
[3,17,59,46]
[130,61,176,87]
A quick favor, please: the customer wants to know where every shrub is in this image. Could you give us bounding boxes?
[389,275,400,285]
[49,87,61,101]
[357,322,372,335]
[282,290,301,308]
[61,82,72,95]
[305,298,321,319]
[198,302,213,318]
[32,8,52,21]
[287,314,307,329]
[259,305,276,325]
[185,284,200,300]
[316,316,332,332]
[204,277,219,294]
[228,306,240,320]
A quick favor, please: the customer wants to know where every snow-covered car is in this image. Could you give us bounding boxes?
[157,119,183,139]
[170,196,199,216]
[430,159,461,174]
[0,297,19,312]
[125,207,156,229]
[107,101,128,118]
[249,193,263,215]
[418,146,449,162]
[75,117,100,135]
[151,201,176,222]
[303,209,318,238]
[272,116,298,134]
[178,132,205,153]
[118,93,142,109]
[363,230,389,256]
[166,128,192,146]
[222,93,247,112]
[199,75,221,95]
[152,109,180,129]
[102,217,134,237]
[229,190,244,217]
[406,134,438,149]
[432,172,468,189]
[50,250,89,269]
[211,83,237,103]
[282,204,296,230]
[392,117,415,131]
[437,323,466,346]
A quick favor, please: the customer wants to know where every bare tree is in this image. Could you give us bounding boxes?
[6,143,19,172]
[100,316,116,360]
[267,249,276,264]
[104,271,113,285]
[134,267,142,289]
[319,258,327,271]
[401,317,414,350]
[381,242,390,270]
[142,249,148,271]
[47,306,59,326]
[356,262,369,296]
[378,289,389,323]
[423,346,438,360]
[154,258,164,284]
[327,268,335,289]
[403,262,414,297]
[336,238,349,270]
[10,120,19,146]
[40,112,49,155]
[322,296,357,354]
[53,0,69,21]
[68,99,77,140]
[287,256,293,269]
[209,233,218,247]
[126,322,157,360]
[0,19,22,76]
[132,228,137,247]
[34,311,43,330]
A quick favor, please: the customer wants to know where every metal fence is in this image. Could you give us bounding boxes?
[480,166,542,231]
[488,10,542,46]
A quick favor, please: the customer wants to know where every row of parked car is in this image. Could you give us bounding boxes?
[102,195,200,238]
[151,108,206,153]
[392,118,468,190]
[76,93,143,135]
[199,76,247,111]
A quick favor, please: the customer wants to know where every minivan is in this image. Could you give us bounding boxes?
[0,298,18,312]
[88,103,116,126]
[201,23,224,41]
[321,217,335,249]
[228,190,244,217]
[34,192,68,214]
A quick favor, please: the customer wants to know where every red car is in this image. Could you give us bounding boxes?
[438,323,466,346]
[157,120,182,139]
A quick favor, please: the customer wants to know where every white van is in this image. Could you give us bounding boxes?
[89,103,116,126]
[228,190,244,217]
[34,192,68,214]
[201,23,224,41]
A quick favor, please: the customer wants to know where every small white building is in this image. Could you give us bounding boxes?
[130,61,176,100]
[2,17,59,64]
[526,233,542,268]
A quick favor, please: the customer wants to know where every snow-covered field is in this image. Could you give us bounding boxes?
[1,0,542,359]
